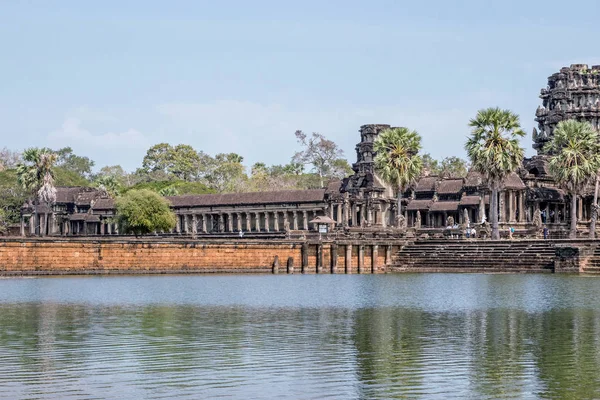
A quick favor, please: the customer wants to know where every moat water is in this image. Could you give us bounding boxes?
[1,274,600,399]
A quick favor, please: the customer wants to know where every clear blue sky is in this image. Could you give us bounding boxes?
[2,0,599,171]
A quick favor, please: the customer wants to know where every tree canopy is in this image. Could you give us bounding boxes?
[465,107,525,239]
[115,189,177,236]
[544,120,600,238]
[374,127,423,224]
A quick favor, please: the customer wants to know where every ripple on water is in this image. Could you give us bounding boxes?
[0,274,600,399]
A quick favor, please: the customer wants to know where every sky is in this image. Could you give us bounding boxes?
[2,0,600,172]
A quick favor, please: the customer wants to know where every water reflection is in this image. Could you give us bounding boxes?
[1,275,600,399]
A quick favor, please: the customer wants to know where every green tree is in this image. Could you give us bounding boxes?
[54,147,95,179]
[206,153,247,192]
[421,153,440,175]
[94,165,130,187]
[465,107,525,240]
[170,144,201,180]
[544,120,600,238]
[374,127,423,226]
[142,143,173,175]
[158,186,179,196]
[16,148,58,236]
[115,189,177,236]
[440,156,469,178]
[292,130,346,187]
[94,175,121,197]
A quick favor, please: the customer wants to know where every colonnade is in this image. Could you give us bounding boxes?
[174,209,325,234]
[329,200,391,227]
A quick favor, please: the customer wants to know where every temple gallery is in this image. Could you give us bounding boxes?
[19,64,600,239]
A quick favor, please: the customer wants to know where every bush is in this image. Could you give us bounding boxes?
[115,189,177,235]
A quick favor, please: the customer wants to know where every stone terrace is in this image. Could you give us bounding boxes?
[391,239,557,273]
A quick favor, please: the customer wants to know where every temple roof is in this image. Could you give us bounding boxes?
[437,179,464,194]
[92,198,115,210]
[429,201,460,212]
[406,199,432,211]
[166,189,326,208]
[502,172,526,190]
[464,171,484,187]
[414,176,437,192]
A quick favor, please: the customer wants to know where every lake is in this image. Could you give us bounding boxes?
[1,274,600,399]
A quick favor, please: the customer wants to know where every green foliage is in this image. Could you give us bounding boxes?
[374,127,423,191]
[115,189,177,235]
[124,180,214,196]
[94,175,121,197]
[292,130,347,187]
[53,167,91,186]
[465,108,525,187]
[142,143,203,181]
[544,120,600,193]
[465,107,525,239]
[0,169,27,224]
[440,156,468,178]
[54,147,95,179]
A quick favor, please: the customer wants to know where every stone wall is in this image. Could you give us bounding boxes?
[0,238,302,275]
[0,238,400,276]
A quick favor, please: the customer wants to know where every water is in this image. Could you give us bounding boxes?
[1,274,600,399]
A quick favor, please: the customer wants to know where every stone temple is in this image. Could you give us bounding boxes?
[17,64,600,239]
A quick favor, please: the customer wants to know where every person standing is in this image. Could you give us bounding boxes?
[543,225,549,240]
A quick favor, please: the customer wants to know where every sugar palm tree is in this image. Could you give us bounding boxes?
[544,120,600,239]
[465,108,525,240]
[16,148,58,236]
[374,127,423,226]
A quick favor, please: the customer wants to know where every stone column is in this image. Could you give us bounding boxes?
[236,213,242,231]
[372,245,378,274]
[292,211,299,230]
[336,204,342,224]
[255,212,261,232]
[499,192,506,223]
[283,212,289,231]
[264,212,270,232]
[345,244,352,274]
[218,214,224,232]
[303,211,308,230]
[246,212,252,232]
[227,213,233,232]
[385,245,392,266]
[329,204,334,220]
[508,190,515,222]
[176,215,181,233]
[301,243,309,273]
[578,197,584,221]
[358,245,364,274]
[202,214,208,233]
[519,192,525,223]
[107,222,112,235]
[351,204,357,226]
[381,206,387,228]
[367,206,373,226]
[20,215,25,236]
[331,244,338,274]
[343,201,349,226]
[192,214,197,234]
[183,214,189,233]
[100,222,105,235]
[316,244,323,274]
[273,212,280,231]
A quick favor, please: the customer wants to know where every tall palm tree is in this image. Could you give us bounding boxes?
[544,120,600,239]
[374,127,423,227]
[16,148,58,236]
[465,108,525,240]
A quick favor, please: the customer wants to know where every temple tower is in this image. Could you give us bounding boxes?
[534,64,600,154]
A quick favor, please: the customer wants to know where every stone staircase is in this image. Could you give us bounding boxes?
[391,240,556,273]
[580,245,600,273]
